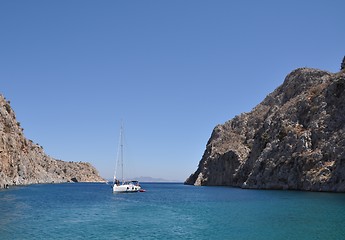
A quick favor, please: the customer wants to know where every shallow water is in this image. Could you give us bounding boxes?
[1,183,345,239]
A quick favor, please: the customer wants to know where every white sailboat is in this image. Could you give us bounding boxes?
[112,125,141,193]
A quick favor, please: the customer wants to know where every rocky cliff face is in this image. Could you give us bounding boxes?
[0,94,105,188]
[185,67,345,192]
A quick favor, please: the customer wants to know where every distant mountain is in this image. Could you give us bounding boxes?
[105,176,181,183]
[0,94,106,189]
[133,176,181,182]
[186,62,345,192]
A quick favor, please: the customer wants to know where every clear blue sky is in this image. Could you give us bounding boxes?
[1,1,344,181]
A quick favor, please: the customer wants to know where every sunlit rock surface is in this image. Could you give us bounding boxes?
[186,67,345,192]
[0,94,105,188]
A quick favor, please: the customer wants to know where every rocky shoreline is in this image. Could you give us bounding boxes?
[186,63,345,192]
[0,94,105,189]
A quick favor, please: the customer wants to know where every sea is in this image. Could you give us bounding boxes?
[1,182,345,240]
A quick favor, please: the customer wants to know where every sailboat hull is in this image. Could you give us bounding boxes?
[113,183,141,193]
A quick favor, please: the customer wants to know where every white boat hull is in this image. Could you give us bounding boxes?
[113,183,141,193]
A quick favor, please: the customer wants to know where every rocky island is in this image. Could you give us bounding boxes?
[186,58,345,192]
[0,94,105,189]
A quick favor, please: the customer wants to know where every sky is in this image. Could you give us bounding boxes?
[1,1,344,181]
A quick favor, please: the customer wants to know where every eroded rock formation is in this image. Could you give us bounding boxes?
[0,94,105,188]
[186,67,345,192]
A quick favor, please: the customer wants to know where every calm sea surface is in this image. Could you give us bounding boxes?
[1,182,345,239]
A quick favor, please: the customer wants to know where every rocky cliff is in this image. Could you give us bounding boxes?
[0,94,105,188]
[185,66,345,192]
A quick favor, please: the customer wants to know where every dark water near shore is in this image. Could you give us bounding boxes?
[1,182,345,239]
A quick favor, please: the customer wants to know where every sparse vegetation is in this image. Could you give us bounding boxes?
[4,103,11,114]
[309,82,327,98]
[278,128,287,141]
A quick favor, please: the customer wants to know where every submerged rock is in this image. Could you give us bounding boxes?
[186,64,345,192]
[0,94,105,188]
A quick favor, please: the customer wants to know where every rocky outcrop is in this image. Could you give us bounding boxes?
[185,67,345,192]
[0,94,105,188]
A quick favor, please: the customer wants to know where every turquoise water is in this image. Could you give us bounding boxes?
[1,183,345,239]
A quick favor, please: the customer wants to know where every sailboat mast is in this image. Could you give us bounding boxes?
[120,125,124,183]
[113,123,123,185]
